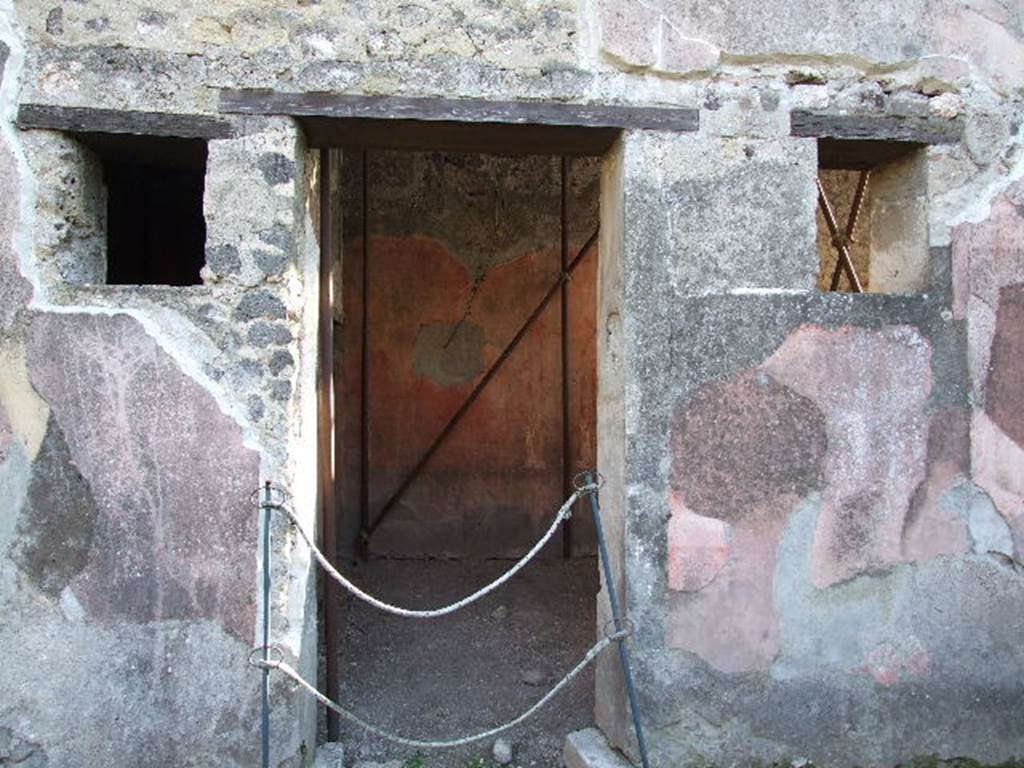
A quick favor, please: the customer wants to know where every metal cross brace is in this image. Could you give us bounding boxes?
[816,170,870,293]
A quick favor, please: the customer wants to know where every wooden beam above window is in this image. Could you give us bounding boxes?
[17,104,234,140]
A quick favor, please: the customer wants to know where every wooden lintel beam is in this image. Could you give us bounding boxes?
[219,89,699,133]
[791,110,963,145]
[17,104,235,140]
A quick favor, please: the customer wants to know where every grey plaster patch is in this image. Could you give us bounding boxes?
[0,144,31,333]
[258,153,296,185]
[268,350,294,376]
[312,742,344,768]
[0,41,8,81]
[258,222,295,252]
[942,482,1015,555]
[0,615,262,767]
[254,249,288,277]
[269,379,292,402]
[206,244,241,275]
[0,438,32,555]
[247,395,265,422]
[232,290,287,321]
[9,418,98,597]
[0,401,11,465]
[413,321,486,387]
[248,321,293,347]
[138,8,171,28]
[0,726,48,767]
[43,8,62,36]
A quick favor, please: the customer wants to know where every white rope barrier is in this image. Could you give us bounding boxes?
[270,486,592,619]
[254,630,624,748]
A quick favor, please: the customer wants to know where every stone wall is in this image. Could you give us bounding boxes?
[335,150,600,560]
[0,0,1021,766]
[0,5,323,764]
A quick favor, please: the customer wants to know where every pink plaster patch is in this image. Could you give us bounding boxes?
[985,284,1024,449]
[902,408,971,561]
[666,499,795,673]
[764,325,932,587]
[952,183,1024,537]
[861,641,931,686]
[933,7,1024,95]
[666,369,826,672]
[597,0,660,68]
[972,410,1024,545]
[952,181,1024,397]
[27,314,260,640]
[667,493,730,592]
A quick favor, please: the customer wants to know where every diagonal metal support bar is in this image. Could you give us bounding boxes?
[827,170,870,292]
[363,227,600,544]
[817,176,865,293]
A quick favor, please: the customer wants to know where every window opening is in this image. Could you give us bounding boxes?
[816,138,929,294]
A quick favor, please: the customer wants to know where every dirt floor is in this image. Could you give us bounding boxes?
[331,556,599,768]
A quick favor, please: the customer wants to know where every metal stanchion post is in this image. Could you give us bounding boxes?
[261,481,272,768]
[585,471,652,768]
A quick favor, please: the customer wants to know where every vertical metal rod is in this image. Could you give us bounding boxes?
[560,156,573,560]
[586,472,651,768]
[318,149,341,741]
[359,150,370,560]
[261,481,272,768]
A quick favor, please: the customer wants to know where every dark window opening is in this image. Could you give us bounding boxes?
[79,133,208,286]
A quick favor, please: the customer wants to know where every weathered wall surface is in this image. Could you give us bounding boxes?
[0,0,1021,765]
[336,151,599,559]
[0,3,323,765]
[606,120,1024,766]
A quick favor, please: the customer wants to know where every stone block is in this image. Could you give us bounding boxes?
[621,131,818,297]
[597,0,659,68]
[701,84,788,138]
[563,728,634,768]
[203,117,304,287]
[659,20,719,74]
[22,130,107,288]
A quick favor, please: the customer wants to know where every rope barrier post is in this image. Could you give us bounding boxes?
[585,471,652,768]
[260,481,272,768]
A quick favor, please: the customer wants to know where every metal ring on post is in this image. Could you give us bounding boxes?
[572,470,605,493]
[250,483,291,509]
[248,644,285,670]
[602,617,636,642]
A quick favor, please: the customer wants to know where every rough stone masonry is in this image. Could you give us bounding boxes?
[0,1,1022,767]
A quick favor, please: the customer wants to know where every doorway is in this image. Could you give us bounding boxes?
[329,147,601,766]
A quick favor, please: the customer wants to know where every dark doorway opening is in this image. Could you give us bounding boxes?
[329,148,601,766]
